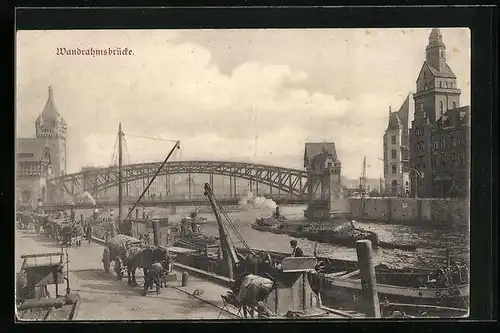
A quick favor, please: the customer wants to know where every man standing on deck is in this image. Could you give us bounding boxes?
[290,240,303,257]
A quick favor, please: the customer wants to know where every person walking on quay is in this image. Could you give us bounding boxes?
[290,240,303,257]
[86,223,93,244]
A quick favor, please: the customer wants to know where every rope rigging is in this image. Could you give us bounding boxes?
[204,184,250,252]
[122,134,132,165]
[110,133,119,166]
[123,132,179,143]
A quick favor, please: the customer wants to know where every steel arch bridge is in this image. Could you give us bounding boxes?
[47,160,309,200]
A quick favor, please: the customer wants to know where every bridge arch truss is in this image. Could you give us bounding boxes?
[48,161,309,199]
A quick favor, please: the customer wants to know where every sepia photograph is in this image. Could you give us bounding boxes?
[15,27,470,321]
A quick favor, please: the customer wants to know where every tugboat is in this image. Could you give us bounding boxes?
[251,206,288,234]
[172,212,219,250]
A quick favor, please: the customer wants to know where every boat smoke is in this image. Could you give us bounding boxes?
[238,191,277,210]
[77,191,96,206]
[82,191,96,206]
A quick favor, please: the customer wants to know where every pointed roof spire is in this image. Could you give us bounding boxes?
[40,85,62,123]
[389,105,392,113]
[427,28,445,49]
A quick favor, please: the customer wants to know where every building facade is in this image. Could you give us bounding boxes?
[16,86,67,208]
[16,139,52,208]
[430,106,470,198]
[383,94,414,196]
[409,28,467,198]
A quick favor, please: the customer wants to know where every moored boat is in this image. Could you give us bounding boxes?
[321,269,469,310]
[251,214,379,249]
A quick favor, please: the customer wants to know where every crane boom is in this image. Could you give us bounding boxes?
[204,183,251,279]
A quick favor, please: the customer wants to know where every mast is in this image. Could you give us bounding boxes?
[118,123,124,234]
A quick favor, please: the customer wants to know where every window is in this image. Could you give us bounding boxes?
[445,82,448,88]
[459,152,464,164]
[391,149,397,159]
[423,72,426,78]
[392,165,397,174]
[453,138,457,147]
[391,135,396,144]
[439,101,444,115]
[439,81,442,88]
[441,139,446,148]
[424,84,428,90]
[453,102,457,109]
[327,162,332,167]
[451,152,457,165]
[440,153,446,166]
[433,141,439,150]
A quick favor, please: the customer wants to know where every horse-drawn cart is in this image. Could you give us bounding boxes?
[16,252,81,321]
[102,234,144,280]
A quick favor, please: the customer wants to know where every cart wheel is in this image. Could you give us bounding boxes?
[102,249,110,273]
[114,258,124,280]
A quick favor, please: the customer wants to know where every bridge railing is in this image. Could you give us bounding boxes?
[43,193,300,207]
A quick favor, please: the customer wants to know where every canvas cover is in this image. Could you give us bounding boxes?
[236,274,274,304]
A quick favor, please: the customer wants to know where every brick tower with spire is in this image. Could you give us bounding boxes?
[35,86,67,177]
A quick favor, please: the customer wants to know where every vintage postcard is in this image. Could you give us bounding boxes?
[15,28,470,321]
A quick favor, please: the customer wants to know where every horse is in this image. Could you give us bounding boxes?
[61,225,73,246]
[126,246,170,286]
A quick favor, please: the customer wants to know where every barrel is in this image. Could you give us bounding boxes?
[181,272,189,287]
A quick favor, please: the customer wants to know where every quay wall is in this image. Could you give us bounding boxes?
[348,198,469,227]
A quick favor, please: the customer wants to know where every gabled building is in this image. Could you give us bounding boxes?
[303,142,347,220]
[383,93,415,196]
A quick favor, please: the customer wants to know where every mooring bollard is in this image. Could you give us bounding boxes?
[356,239,381,318]
[182,271,189,287]
[152,220,160,246]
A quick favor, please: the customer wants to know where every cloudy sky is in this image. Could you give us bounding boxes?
[16,28,470,179]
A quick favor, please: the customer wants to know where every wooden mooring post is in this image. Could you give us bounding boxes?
[356,240,380,318]
[152,220,160,246]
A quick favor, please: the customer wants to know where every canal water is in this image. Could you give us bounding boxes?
[75,204,469,270]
